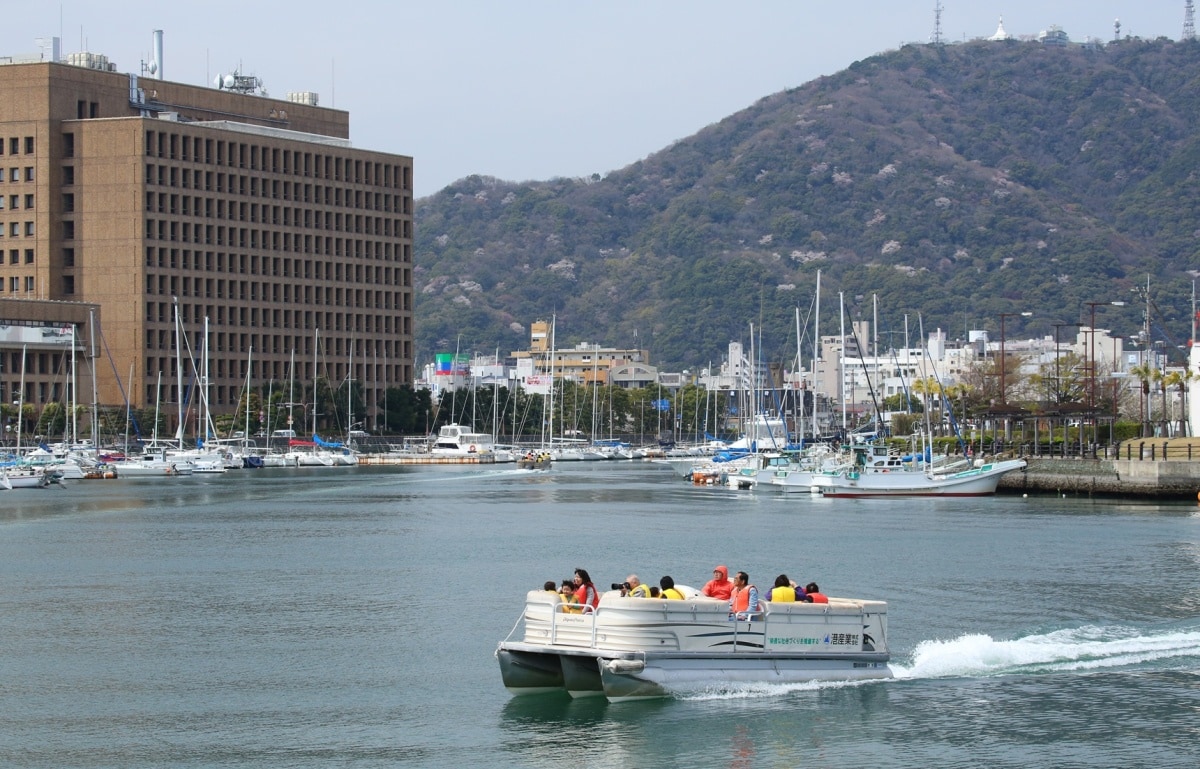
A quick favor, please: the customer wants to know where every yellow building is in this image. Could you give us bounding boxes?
[512,320,652,386]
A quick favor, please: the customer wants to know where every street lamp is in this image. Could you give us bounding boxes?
[998,311,1032,406]
[1085,300,1127,447]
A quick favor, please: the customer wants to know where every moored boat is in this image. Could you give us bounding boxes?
[496,586,891,702]
[431,423,495,457]
[811,457,1027,497]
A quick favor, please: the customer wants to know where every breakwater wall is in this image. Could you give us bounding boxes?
[998,456,1200,499]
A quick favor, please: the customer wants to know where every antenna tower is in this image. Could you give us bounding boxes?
[1114,18,1122,42]
[932,1,944,45]
[1186,0,1197,41]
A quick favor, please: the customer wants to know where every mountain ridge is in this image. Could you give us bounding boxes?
[415,38,1200,369]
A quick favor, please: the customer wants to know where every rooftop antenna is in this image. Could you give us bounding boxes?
[1186,1,1197,41]
[932,1,944,45]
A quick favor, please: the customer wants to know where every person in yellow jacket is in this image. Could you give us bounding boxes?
[622,574,652,598]
[659,575,686,600]
[766,574,796,602]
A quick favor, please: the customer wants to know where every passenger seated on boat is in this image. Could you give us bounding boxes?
[804,582,829,604]
[659,575,686,600]
[729,571,761,619]
[560,580,581,612]
[766,574,796,602]
[573,568,600,611]
[544,581,561,600]
[702,565,734,600]
[621,575,652,598]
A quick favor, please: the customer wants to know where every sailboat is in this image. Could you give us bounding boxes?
[2,345,50,489]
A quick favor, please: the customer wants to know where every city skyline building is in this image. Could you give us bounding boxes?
[0,41,413,436]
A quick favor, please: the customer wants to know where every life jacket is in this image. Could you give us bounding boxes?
[575,583,599,609]
[770,585,796,602]
[731,584,758,614]
[662,587,685,600]
[808,592,829,604]
[628,583,652,598]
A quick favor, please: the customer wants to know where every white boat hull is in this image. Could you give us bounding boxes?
[498,589,890,701]
[813,459,1027,497]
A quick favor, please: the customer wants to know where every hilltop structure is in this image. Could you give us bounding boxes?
[0,35,414,436]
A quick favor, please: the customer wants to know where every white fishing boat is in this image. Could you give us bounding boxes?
[811,456,1027,497]
[497,586,891,702]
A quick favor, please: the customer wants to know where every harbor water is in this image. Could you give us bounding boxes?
[2,462,1199,768]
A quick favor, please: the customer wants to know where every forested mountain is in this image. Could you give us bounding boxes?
[414,37,1200,370]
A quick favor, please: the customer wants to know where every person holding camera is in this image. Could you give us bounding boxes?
[615,574,651,598]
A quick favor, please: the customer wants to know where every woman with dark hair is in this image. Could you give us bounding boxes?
[766,574,796,602]
[805,582,829,603]
[573,568,599,611]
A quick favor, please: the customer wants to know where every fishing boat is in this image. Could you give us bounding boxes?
[496,586,891,702]
[810,456,1027,497]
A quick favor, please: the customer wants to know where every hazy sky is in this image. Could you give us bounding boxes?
[2,2,1188,197]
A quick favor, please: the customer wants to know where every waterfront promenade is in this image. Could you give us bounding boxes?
[999,438,1200,499]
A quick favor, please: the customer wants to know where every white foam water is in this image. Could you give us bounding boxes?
[893,624,1200,679]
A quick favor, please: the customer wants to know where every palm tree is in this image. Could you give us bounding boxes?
[1129,363,1153,437]
[1161,370,1196,437]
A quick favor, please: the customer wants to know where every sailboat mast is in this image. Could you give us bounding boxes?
[88,309,99,444]
[795,306,804,443]
[839,292,847,436]
[173,297,184,445]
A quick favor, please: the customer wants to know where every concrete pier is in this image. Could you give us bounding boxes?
[998,439,1200,499]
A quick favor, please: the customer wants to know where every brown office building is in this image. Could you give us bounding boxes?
[0,51,413,436]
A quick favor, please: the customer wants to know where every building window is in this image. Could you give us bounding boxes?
[24,194,33,209]
[62,193,73,212]
[8,276,16,292]
[24,137,34,154]
[63,275,74,295]
[24,276,34,292]
[63,221,75,239]
[8,249,16,264]
[63,133,74,157]
[24,221,34,236]
[8,223,17,237]
[62,166,74,185]
[24,249,33,264]
[24,167,33,181]
[8,138,17,155]
[63,247,74,267]
[9,168,17,182]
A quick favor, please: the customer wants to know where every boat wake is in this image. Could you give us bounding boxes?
[893,624,1200,679]
[677,678,878,701]
[676,624,1200,701]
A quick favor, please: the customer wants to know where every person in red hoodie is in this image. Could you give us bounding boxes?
[702,565,734,600]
